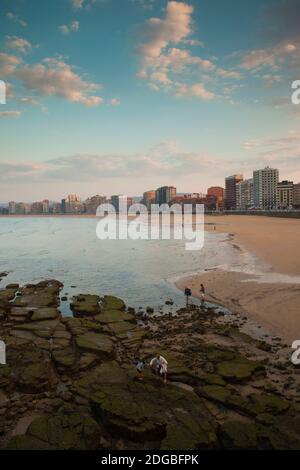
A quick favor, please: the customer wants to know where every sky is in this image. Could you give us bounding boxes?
[0,0,299,202]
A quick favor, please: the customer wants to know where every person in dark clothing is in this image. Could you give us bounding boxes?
[200,284,205,308]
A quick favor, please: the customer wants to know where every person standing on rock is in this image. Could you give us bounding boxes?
[200,284,205,308]
[135,356,145,381]
[150,354,168,384]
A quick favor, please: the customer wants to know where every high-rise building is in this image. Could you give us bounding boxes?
[8,201,16,214]
[155,186,176,205]
[65,194,84,213]
[277,181,294,210]
[253,167,279,209]
[31,201,43,214]
[61,199,66,214]
[85,195,106,214]
[142,190,156,209]
[293,183,300,209]
[236,179,254,210]
[225,175,243,210]
[207,186,224,209]
[111,195,128,213]
[42,199,50,214]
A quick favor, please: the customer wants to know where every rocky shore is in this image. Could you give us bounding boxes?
[0,279,300,450]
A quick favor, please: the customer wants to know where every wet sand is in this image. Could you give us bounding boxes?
[176,215,300,343]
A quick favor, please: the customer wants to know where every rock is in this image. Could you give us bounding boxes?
[6,284,19,290]
[220,420,258,449]
[95,309,135,324]
[217,358,264,383]
[0,366,11,388]
[9,307,32,322]
[9,413,102,450]
[75,332,114,356]
[103,295,125,311]
[5,435,53,450]
[247,393,290,415]
[71,294,100,317]
[16,362,51,393]
[52,347,77,371]
[146,307,154,314]
[30,308,60,321]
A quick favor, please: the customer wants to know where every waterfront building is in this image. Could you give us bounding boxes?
[236,179,254,210]
[277,181,294,210]
[155,186,176,205]
[293,183,300,209]
[225,175,243,210]
[253,167,279,209]
[207,186,224,209]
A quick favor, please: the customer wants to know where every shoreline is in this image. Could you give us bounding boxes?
[175,215,300,344]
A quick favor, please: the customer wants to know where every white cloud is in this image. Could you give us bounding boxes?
[59,20,80,35]
[0,53,21,77]
[240,42,298,70]
[111,98,121,106]
[137,1,240,100]
[58,25,70,35]
[0,111,21,118]
[71,20,80,32]
[138,1,193,61]
[71,0,85,9]
[6,36,32,54]
[175,83,215,100]
[6,12,27,27]
[14,57,103,107]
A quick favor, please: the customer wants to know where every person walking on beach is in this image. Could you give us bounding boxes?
[150,354,168,384]
[200,284,205,308]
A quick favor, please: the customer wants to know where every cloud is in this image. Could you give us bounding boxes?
[6,12,27,27]
[71,0,85,9]
[0,142,221,183]
[58,20,80,35]
[175,83,215,100]
[0,53,21,77]
[0,111,21,118]
[19,96,39,106]
[138,1,193,61]
[111,98,121,106]
[58,25,70,35]
[6,36,32,54]
[14,57,103,106]
[137,2,240,100]
[241,131,300,181]
[131,0,157,10]
[240,42,297,70]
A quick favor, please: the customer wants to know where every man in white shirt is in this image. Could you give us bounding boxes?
[150,354,168,384]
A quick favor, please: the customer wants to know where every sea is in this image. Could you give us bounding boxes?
[0,217,264,315]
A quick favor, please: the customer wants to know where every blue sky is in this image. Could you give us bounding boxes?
[0,0,299,201]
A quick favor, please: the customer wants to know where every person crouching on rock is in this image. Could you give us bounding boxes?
[135,356,145,381]
[150,354,168,384]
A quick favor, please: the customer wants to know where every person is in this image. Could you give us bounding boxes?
[150,354,168,384]
[184,287,192,308]
[200,284,205,308]
[135,357,145,381]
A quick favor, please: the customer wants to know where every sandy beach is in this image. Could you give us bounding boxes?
[176,215,300,343]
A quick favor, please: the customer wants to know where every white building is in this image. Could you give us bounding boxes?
[253,167,279,209]
[236,178,254,210]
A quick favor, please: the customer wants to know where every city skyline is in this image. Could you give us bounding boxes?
[0,0,300,201]
[3,164,300,212]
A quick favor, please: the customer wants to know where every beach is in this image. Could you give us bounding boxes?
[176,215,300,343]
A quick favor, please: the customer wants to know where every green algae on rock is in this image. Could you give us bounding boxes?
[1,279,300,451]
